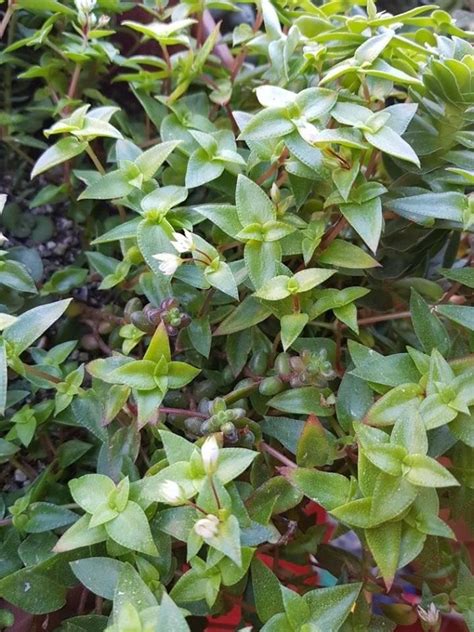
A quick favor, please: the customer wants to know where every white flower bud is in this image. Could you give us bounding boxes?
[194,514,219,539]
[0,194,7,245]
[159,480,185,505]
[75,0,96,12]
[152,252,182,276]
[201,435,219,475]
[97,14,111,28]
[171,229,194,254]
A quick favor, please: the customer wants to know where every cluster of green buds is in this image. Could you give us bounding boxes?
[185,397,246,441]
[126,298,190,336]
[276,349,336,388]
[257,348,335,397]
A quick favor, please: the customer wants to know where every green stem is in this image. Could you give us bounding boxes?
[159,407,207,419]
[223,382,260,405]
[85,144,106,174]
[209,474,222,510]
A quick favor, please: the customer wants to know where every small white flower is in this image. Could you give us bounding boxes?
[159,480,185,505]
[417,603,440,626]
[152,252,182,276]
[171,230,194,254]
[194,514,220,539]
[201,435,219,475]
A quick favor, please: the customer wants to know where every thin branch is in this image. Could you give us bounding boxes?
[318,216,348,252]
[0,4,14,40]
[260,441,296,469]
[158,407,208,419]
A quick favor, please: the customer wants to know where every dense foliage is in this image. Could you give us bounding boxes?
[0,0,473,629]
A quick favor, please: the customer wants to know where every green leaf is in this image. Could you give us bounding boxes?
[403,454,459,487]
[354,31,394,64]
[365,384,423,427]
[216,448,258,484]
[54,515,107,553]
[389,192,466,223]
[436,304,474,332]
[331,497,377,528]
[439,267,474,289]
[122,19,195,45]
[208,514,241,566]
[71,392,108,442]
[318,239,379,268]
[112,564,157,620]
[69,474,115,514]
[144,322,171,363]
[108,360,157,390]
[334,302,359,333]
[106,501,158,555]
[268,386,334,416]
[215,296,272,335]
[363,445,406,476]
[158,592,191,631]
[398,524,426,569]
[340,197,383,253]
[167,361,200,389]
[192,204,242,238]
[370,473,418,524]
[31,138,87,179]
[0,567,67,615]
[135,141,180,181]
[303,583,362,629]
[336,372,373,431]
[365,127,420,166]
[285,467,352,510]
[204,260,238,299]
[241,109,294,141]
[349,341,420,387]
[23,503,78,533]
[366,521,402,590]
[17,0,74,14]
[4,299,71,355]
[70,557,126,600]
[79,170,133,201]
[0,260,37,293]
[188,316,211,358]
[410,290,450,354]
[294,268,336,291]
[281,313,308,351]
[254,276,292,301]
[186,149,224,188]
[260,416,305,454]
[236,175,275,226]
[160,430,194,463]
[245,240,281,289]
[251,558,285,623]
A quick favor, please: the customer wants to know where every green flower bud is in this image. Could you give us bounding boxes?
[259,376,285,396]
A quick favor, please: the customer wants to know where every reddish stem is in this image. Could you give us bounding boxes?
[260,441,296,469]
[158,407,208,418]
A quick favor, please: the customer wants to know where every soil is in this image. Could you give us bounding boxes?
[1,175,83,280]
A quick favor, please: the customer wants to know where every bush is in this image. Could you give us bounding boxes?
[0,0,473,629]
